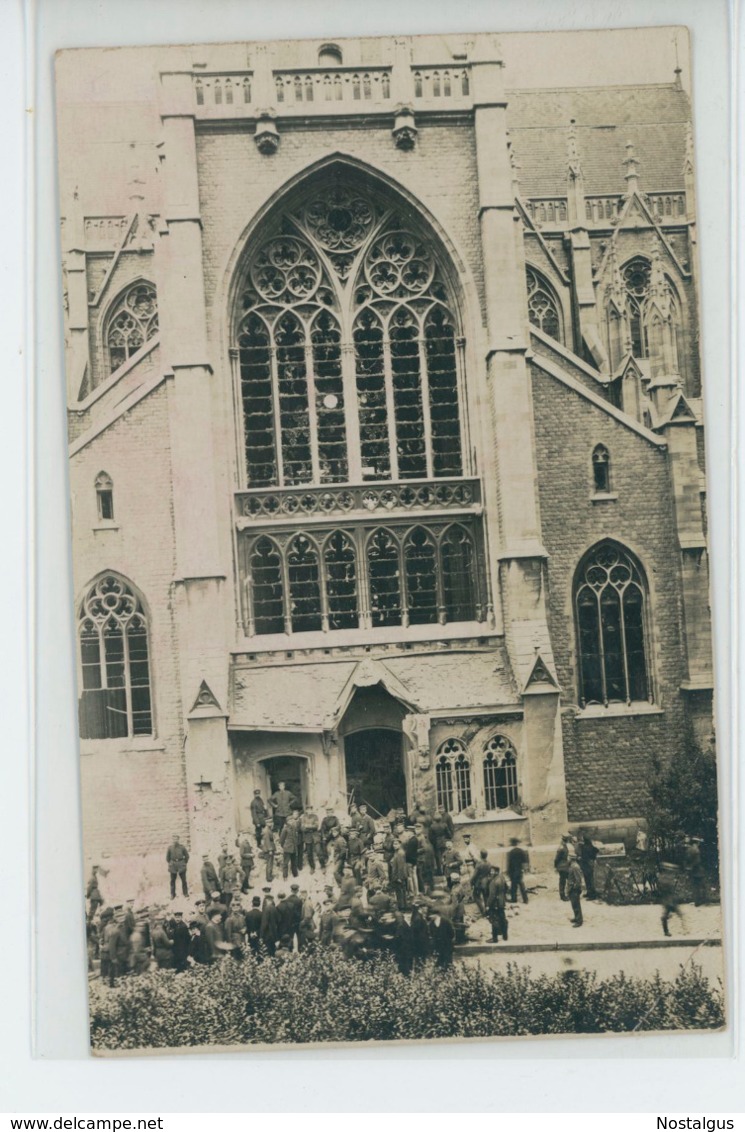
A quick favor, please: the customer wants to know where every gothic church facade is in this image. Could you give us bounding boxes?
[61,34,713,870]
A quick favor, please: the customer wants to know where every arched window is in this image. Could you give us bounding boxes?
[526,267,563,343]
[404,526,438,625]
[591,444,610,493]
[435,738,472,813]
[622,258,651,358]
[483,736,518,811]
[235,181,465,487]
[78,574,152,739]
[574,541,650,707]
[287,534,322,633]
[367,528,402,627]
[250,537,285,635]
[441,523,477,622]
[95,472,114,521]
[324,531,359,629]
[105,282,158,374]
[318,43,343,66]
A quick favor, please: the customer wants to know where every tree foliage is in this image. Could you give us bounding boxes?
[647,722,720,870]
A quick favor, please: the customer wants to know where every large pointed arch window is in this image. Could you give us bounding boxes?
[574,541,651,707]
[78,574,153,739]
[235,175,488,641]
[234,181,466,488]
[619,257,681,369]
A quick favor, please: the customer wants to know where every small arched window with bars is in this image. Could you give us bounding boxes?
[105,282,158,375]
[592,444,611,493]
[483,736,519,811]
[78,574,153,740]
[526,267,563,344]
[435,739,473,813]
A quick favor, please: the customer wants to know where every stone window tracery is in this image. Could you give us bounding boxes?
[242,519,480,636]
[482,735,519,810]
[235,182,465,488]
[435,738,472,813]
[617,257,681,367]
[574,541,651,708]
[106,282,158,374]
[77,574,152,739]
[526,267,563,343]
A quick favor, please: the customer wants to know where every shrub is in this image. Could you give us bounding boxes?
[89,949,725,1050]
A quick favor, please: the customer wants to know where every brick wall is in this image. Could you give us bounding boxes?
[70,383,188,857]
[531,362,697,822]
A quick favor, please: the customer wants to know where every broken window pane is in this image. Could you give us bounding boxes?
[389,308,427,478]
[311,311,347,483]
[367,528,402,627]
[404,526,438,624]
[354,310,390,479]
[324,531,358,629]
[441,524,476,621]
[276,312,312,485]
[251,537,285,634]
[425,307,463,476]
[288,534,322,633]
[239,314,277,487]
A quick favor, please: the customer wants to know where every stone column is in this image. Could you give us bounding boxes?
[158,68,233,846]
[471,41,568,846]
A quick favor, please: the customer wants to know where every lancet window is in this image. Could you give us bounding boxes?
[77,574,153,739]
[482,736,519,811]
[435,739,472,813]
[574,541,651,707]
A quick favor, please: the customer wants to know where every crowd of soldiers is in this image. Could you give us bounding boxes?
[85,783,536,985]
[85,784,711,984]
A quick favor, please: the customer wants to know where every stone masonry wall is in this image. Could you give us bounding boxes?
[531,362,696,823]
[70,383,188,859]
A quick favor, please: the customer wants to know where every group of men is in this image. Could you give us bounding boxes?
[85,792,543,983]
[553,831,599,928]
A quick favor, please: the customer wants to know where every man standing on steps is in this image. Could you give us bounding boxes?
[250,789,268,844]
[269,780,297,834]
[200,852,220,901]
[566,850,584,927]
[166,832,189,899]
[260,823,276,883]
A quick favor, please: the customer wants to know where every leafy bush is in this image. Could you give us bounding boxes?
[647,723,720,873]
[89,949,724,1050]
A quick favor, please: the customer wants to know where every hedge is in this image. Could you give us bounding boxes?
[89,948,724,1050]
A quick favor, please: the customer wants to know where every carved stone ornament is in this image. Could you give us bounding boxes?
[392,107,418,151]
[403,712,431,769]
[254,115,280,155]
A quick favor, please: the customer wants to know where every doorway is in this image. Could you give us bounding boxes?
[343,728,407,818]
[260,755,308,809]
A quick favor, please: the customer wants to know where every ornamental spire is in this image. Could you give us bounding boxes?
[623,140,640,195]
[566,118,586,226]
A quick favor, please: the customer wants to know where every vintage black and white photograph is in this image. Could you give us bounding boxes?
[55,25,725,1053]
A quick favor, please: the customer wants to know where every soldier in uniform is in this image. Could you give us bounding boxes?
[260,824,276,883]
[279,814,301,879]
[506,837,529,904]
[235,833,255,892]
[170,909,191,972]
[86,866,103,920]
[554,835,571,901]
[566,850,584,926]
[245,896,263,956]
[300,806,321,873]
[486,865,509,942]
[200,853,220,901]
[166,833,189,898]
[250,789,268,843]
[269,781,297,834]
